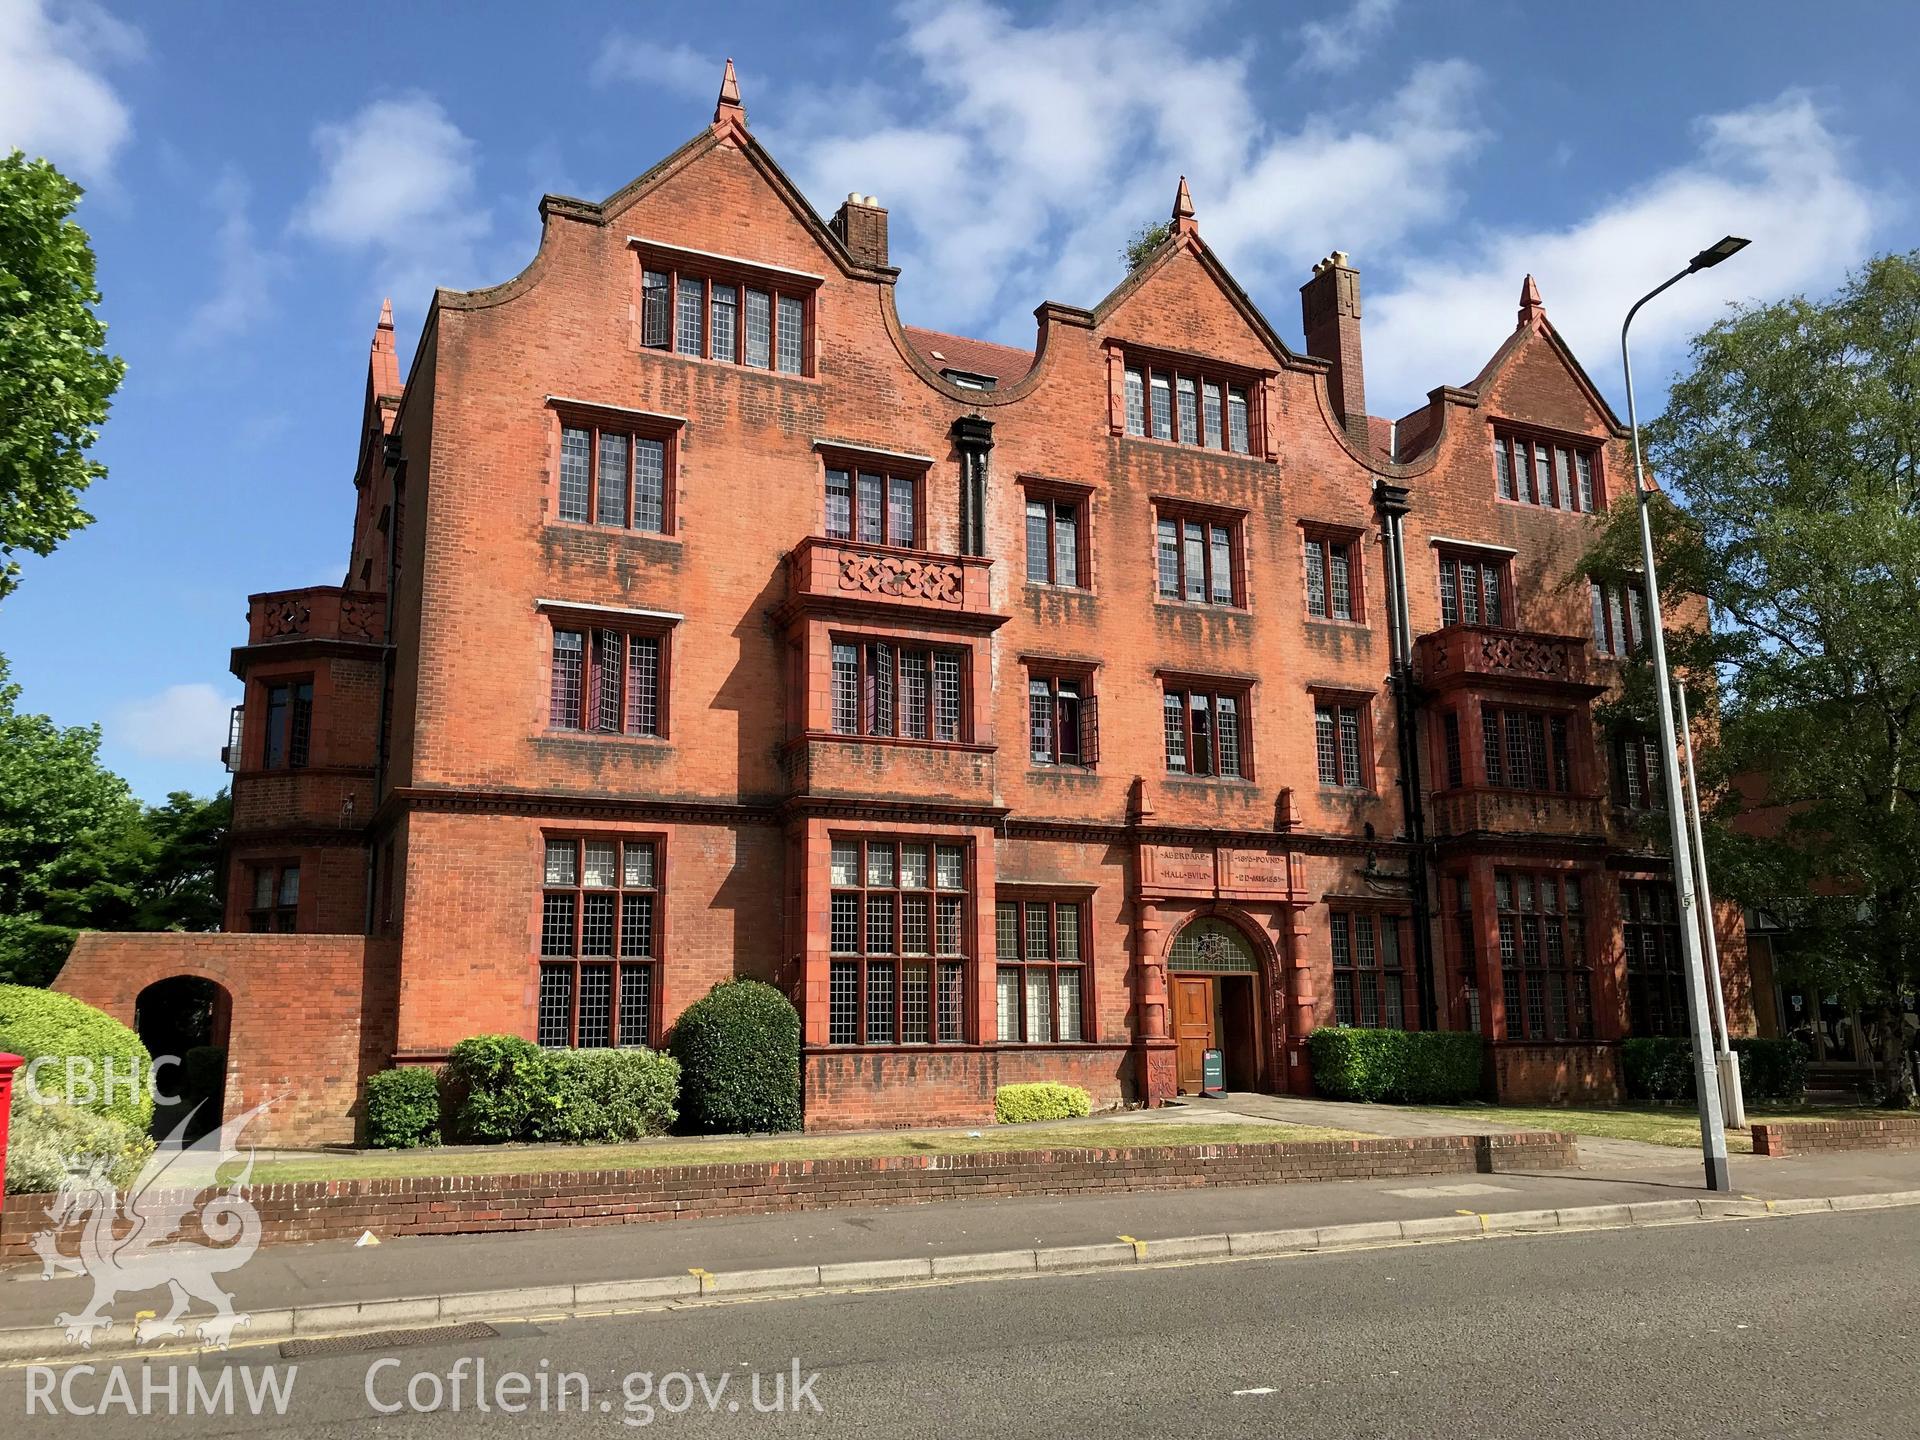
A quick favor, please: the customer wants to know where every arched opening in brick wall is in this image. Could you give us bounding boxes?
[135,976,231,1143]
[1164,913,1276,1095]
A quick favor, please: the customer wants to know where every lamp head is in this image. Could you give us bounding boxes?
[1689,236,1750,272]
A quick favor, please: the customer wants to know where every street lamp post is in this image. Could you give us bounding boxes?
[1620,235,1748,1193]
[1673,673,1747,1127]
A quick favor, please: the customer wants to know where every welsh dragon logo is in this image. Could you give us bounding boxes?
[29,1101,271,1350]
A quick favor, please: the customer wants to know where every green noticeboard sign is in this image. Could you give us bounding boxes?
[1202,1048,1225,1093]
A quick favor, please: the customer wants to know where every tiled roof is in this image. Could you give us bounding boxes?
[902,326,1035,384]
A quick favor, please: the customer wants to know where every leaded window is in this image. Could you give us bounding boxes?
[538,837,660,1048]
[549,625,664,738]
[1331,911,1407,1028]
[1164,684,1247,778]
[1496,870,1592,1041]
[995,898,1087,1042]
[557,422,671,534]
[830,837,968,1045]
[830,641,968,742]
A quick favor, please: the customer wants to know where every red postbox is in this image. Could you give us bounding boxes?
[0,1053,22,1209]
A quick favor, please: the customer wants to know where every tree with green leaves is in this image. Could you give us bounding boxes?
[0,658,227,984]
[1122,220,1171,272]
[1583,251,1920,1105]
[0,151,126,599]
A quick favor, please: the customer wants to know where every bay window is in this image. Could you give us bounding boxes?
[1623,880,1686,1037]
[831,640,968,743]
[262,679,312,770]
[1481,704,1573,793]
[246,862,300,933]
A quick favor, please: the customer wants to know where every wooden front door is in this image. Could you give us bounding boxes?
[1173,976,1215,1094]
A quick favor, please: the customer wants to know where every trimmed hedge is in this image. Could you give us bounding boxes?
[1621,1037,1696,1102]
[670,980,801,1134]
[445,1034,557,1143]
[1622,1035,1807,1104]
[1734,1037,1809,1103]
[0,983,154,1131]
[995,1082,1091,1124]
[427,1040,683,1147]
[533,1050,679,1144]
[1309,1028,1484,1104]
[365,1067,442,1149]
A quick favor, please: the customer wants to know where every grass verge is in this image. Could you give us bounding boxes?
[250,1120,1366,1184]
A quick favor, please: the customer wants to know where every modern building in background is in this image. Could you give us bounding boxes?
[56,65,1753,1142]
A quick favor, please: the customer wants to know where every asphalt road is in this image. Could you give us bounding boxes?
[5,1209,1915,1438]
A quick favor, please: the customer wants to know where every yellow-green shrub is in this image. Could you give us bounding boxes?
[994,1082,1092,1124]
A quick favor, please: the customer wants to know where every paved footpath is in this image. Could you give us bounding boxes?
[1159,1091,1687,1168]
[4,1141,1916,1340]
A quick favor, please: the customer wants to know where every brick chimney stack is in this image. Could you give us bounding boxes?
[832,193,890,269]
[1301,251,1368,447]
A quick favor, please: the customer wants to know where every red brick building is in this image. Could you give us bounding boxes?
[63,66,1751,1143]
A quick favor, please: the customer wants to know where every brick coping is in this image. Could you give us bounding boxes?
[0,1131,1577,1261]
[1751,1114,1920,1157]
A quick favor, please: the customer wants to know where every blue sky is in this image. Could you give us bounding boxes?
[0,0,1912,802]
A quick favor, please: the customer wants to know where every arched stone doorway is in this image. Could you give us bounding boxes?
[134,976,231,1143]
[1166,916,1272,1095]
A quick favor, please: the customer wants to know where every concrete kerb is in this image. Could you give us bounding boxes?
[3,1189,1916,1365]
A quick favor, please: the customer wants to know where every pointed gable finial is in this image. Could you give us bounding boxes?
[1518,273,1544,329]
[370,297,400,398]
[714,57,745,127]
[1171,175,1197,237]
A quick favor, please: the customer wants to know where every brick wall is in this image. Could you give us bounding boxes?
[803,1045,1133,1131]
[1492,1041,1623,1105]
[1751,1115,1920,1157]
[52,933,398,1147]
[0,1131,1577,1261]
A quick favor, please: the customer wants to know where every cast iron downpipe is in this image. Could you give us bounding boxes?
[1374,478,1439,1030]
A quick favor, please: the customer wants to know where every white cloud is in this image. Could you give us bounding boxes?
[1364,91,1886,416]
[590,35,718,97]
[772,1,1485,342]
[183,169,282,345]
[1295,0,1398,75]
[292,93,493,298]
[111,683,237,764]
[0,0,142,178]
